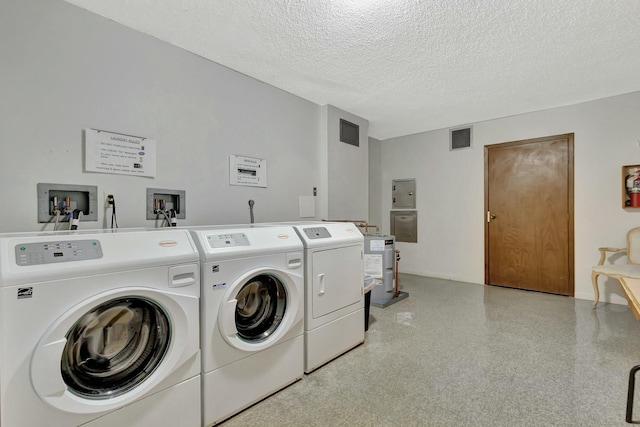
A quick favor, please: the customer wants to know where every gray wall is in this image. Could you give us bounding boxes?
[320,105,369,221]
[374,91,640,304]
[0,0,322,231]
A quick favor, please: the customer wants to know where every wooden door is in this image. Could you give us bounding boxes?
[485,134,574,295]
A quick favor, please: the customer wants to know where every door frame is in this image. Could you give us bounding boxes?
[483,133,575,294]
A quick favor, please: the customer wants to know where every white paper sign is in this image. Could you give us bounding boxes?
[229,155,267,187]
[364,254,383,278]
[369,239,385,252]
[85,129,156,177]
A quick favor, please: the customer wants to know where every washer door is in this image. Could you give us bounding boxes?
[31,287,197,414]
[61,297,170,399]
[218,268,299,352]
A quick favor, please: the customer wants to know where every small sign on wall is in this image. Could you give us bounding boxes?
[85,129,156,177]
[229,155,267,188]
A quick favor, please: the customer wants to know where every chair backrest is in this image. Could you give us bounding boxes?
[628,227,640,264]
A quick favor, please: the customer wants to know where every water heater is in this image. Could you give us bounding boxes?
[364,235,395,298]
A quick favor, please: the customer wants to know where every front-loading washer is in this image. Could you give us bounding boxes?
[267,221,365,373]
[0,228,201,427]
[190,225,304,426]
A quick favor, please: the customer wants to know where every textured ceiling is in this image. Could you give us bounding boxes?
[62,0,640,140]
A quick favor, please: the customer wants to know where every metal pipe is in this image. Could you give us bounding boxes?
[394,249,400,297]
[248,200,255,223]
[323,219,380,235]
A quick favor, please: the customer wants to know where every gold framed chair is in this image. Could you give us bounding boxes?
[592,227,640,307]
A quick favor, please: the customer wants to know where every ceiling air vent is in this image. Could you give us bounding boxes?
[450,126,472,151]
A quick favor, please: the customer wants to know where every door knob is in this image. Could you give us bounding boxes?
[490,214,497,220]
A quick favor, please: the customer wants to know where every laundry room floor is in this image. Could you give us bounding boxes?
[219,274,640,426]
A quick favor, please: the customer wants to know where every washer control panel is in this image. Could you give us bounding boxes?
[303,227,332,239]
[15,240,103,266]
[207,233,250,249]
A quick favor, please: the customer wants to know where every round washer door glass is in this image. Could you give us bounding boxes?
[235,274,287,342]
[61,297,171,399]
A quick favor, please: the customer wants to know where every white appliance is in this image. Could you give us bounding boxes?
[190,225,304,426]
[289,222,365,373]
[0,229,201,427]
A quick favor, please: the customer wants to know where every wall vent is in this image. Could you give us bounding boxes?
[340,119,359,147]
[450,126,473,151]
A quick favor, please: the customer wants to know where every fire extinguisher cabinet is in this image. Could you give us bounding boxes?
[623,165,640,208]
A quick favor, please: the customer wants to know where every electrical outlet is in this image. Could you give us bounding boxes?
[103,192,113,208]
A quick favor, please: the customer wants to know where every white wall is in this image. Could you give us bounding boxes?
[0,0,321,232]
[377,91,640,304]
[320,105,369,220]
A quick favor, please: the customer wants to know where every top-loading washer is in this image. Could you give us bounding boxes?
[0,228,201,427]
[265,221,365,373]
[189,225,304,426]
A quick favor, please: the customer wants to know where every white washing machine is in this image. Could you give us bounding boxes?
[0,229,201,427]
[190,225,304,426]
[284,222,365,373]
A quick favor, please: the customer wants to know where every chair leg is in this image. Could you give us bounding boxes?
[592,270,600,308]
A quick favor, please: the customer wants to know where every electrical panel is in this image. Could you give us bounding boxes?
[392,179,416,209]
[37,183,98,223]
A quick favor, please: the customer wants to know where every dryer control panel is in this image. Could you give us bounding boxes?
[15,240,103,266]
[302,227,332,239]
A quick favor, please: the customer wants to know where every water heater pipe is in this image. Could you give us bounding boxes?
[394,249,400,297]
[323,219,379,235]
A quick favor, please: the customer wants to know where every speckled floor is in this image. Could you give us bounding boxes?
[219,274,640,426]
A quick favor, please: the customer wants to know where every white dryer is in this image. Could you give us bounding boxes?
[190,225,304,426]
[287,222,365,373]
[0,229,201,427]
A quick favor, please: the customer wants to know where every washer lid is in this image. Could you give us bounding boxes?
[0,229,199,286]
[293,222,363,248]
[190,226,302,261]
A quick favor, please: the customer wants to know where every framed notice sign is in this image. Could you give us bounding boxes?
[85,129,156,177]
[229,155,267,188]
